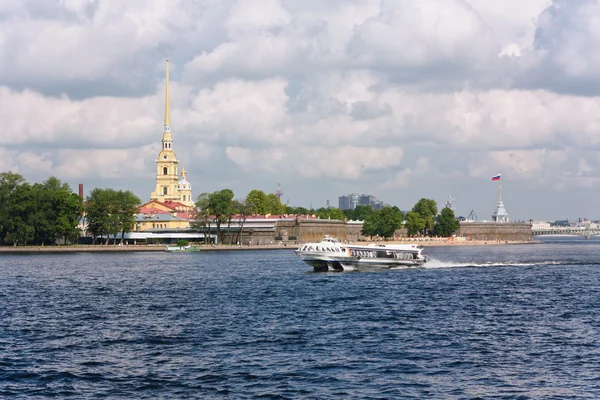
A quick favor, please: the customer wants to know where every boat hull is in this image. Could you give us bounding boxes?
[296,251,425,272]
[295,236,427,272]
[166,246,201,252]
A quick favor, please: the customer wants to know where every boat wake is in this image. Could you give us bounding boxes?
[423,259,573,269]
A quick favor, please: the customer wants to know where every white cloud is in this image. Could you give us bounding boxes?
[3,0,600,219]
[227,145,404,180]
[348,0,497,70]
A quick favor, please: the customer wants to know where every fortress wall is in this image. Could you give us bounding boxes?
[457,222,533,241]
[274,219,363,243]
[230,219,364,245]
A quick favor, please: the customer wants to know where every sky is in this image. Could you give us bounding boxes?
[3,0,600,221]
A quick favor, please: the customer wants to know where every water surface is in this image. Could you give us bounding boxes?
[1,240,599,398]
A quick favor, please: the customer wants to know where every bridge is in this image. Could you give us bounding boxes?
[532,224,600,239]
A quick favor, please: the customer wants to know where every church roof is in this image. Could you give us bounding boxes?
[135,213,189,222]
[138,199,190,213]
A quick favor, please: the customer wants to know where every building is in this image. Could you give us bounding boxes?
[491,178,509,223]
[149,58,194,208]
[492,200,510,222]
[339,193,384,210]
[134,59,195,235]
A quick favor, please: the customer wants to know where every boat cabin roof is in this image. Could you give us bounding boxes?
[321,235,340,243]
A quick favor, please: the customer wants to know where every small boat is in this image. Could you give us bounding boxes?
[165,245,201,252]
[296,235,427,272]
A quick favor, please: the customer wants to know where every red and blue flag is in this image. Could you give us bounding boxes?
[491,174,501,181]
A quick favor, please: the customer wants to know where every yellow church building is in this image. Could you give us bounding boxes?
[136,58,196,232]
[150,57,194,207]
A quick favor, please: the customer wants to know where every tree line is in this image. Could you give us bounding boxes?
[0,172,140,246]
[0,170,459,246]
[193,190,460,242]
[360,198,460,239]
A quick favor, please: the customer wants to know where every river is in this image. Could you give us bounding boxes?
[1,237,599,398]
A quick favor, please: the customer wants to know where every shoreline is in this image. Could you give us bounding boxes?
[0,239,536,253]
[378,239,535,247]
[0,244,294,253]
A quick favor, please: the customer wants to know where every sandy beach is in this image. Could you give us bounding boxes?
[373,238,535,247]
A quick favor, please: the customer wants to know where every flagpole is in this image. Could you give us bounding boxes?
[499,172,503,202]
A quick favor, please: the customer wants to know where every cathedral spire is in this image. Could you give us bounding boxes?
[164,57,170,128]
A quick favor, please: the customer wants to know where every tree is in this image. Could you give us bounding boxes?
[234,198,253,245]
[85,188,121,244]
[115,190,141,244]
[327,208,345,221]
[191,193,212,243]
[362,212,380,239]
[31,177,82,245]
[286,206,309,215]
[6,183,36,246]
[354,205,376,221]
[208,189,234,244]
[378,207,404,238]
[246,190,268,215]
[265,193,285,215]
[0,172,27,244]
[434,207,460,237]
[405,211,426,236]
[412,198,438,235]
[361,207,404,239]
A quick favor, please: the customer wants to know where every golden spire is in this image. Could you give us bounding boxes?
[164,57,170,126]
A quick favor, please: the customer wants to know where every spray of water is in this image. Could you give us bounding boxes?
[423,258,567,269]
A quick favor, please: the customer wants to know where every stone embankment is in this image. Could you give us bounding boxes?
[0,244,294,253]
[0,238,534,253]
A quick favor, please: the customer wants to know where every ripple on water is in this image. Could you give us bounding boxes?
[1,246,600,398]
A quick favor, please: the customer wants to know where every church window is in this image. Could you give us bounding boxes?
[163,167,168,175]
[163,187,168,195]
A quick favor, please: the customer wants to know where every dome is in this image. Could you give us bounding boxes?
[492,200,509,223]
[178,169,191,190]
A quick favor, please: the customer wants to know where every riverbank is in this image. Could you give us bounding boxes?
[0,239,535,253]
[379,238,535,247]
[0,244,294,253]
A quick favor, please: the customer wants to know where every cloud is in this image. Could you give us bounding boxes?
[3,0,600,220]
[518,0,600,95]
[227,145,405,180]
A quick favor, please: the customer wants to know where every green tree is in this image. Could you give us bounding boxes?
[327,208,345,221]
[0,172,27,244]
[115,190,141,244]
[361,207,404,239]
[412,198,438,235]
[354,205,376,221]
[85,188,120,244]
[265,193,285,215]
[361,211,380,239]
[191,193,212,243]
[246,190,268,215]
[434,207,460,237]
[378,207,404,238]
[405,211,426,236]
[234,198,253,245]
[6,183,36,246]
[208,189,234,244]
[31,177,83,245]
[285,206,309,215]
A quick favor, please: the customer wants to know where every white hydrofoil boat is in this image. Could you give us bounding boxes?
[295,236,427,272]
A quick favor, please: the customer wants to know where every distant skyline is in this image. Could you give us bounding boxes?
[2,0,600,221]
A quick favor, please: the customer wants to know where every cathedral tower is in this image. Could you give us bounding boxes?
[150,58,194,207]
